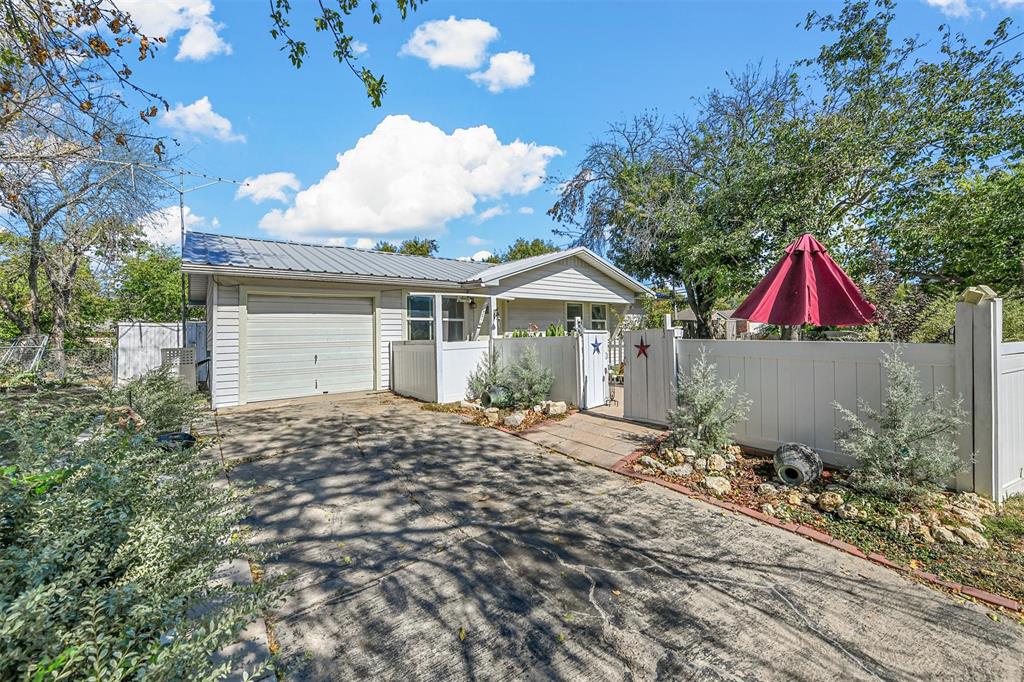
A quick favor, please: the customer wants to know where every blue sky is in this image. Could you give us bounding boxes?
[126,0,1022,259]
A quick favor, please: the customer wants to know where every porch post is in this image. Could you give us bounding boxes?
[434,293,445,403]
[489,296,498,338]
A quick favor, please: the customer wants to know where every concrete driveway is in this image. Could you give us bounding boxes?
[216,393,1024,681]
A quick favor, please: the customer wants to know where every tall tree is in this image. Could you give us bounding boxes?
[491,238,560,263]
[374,238,438,256]
[111,245,185,323]
[0,107,162,357]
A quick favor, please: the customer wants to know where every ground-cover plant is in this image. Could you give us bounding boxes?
[833,350,966,500]
[0,370,277,680]
[667,348,751,456]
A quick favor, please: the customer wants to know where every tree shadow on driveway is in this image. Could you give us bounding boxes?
[216,395,1024,682]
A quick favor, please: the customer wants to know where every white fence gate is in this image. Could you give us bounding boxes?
[579,331,609,409]
[115,322,208,386]
[624,297,1024,502]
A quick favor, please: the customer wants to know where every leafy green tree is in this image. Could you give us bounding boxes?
[112,246,185,322]
[492,238,560,263]
[375,238,439,257]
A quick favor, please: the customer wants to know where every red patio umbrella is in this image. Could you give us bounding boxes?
[731,233,876,326]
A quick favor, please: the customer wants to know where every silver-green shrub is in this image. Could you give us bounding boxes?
[833,350,967,499]
[0,369,276,680]
[504,346,555,409]
[667,348,751,456]
[466,347,504,401]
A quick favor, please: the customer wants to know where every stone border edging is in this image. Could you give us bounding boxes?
[609,450,1023,614]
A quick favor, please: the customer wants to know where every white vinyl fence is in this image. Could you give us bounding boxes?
[624,297,1024,502]
[391,335,606,407]
[115,322,207,386]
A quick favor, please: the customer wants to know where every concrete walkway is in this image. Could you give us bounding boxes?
[518,410,662,469]
[217,393,1024,681]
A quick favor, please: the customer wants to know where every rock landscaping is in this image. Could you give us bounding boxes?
[423,398,572,432]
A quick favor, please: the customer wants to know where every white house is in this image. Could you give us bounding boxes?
[183,232,652,408]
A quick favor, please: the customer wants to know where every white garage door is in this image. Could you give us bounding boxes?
[244,294,374,403]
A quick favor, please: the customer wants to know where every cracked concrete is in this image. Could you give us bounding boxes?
[216,392,1024,681]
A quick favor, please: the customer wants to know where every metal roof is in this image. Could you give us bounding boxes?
[182,231,652,295]
[183,232,495,283]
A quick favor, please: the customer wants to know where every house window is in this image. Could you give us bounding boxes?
[591,304,607,330]
[566,303,584,332]
[442,298,465,341]
[407,295,433,340]
[407,296,466,341]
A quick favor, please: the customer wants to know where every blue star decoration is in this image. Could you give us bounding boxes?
[634,336,650,358]
[591,338,602,354]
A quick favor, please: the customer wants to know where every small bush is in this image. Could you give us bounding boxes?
[504,346,554,409]
[109,365,202,432]
[0,373,276,680]
[667,348,751,456]
[466,347,503,400]
[833,350,967,500]
[545,323,566,337]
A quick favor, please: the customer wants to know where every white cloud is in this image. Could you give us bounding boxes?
[322,237,376,249]
[160,96,245,142]
[457,250,493,262]
[466,235,491,246]
[476,205,507,222]
[259,114,563,241]
[399,16,498,69]
[469,51,535,93]
[119,0,231,61]
[237,172,301,203]
[351,40,369,56]
[518,206,534,215]
[923,0,973,16]
[141,205,210,248]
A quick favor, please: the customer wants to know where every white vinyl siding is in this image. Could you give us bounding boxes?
[245,294,374,402]
[379,288,403,390]
[212,283,240,408]
[483,256,636,305]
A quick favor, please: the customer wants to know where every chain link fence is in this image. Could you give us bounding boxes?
[0,346,114,388]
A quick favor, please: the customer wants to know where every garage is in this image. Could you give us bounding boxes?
[244,294,374,403]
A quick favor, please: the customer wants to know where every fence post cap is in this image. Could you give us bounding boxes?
[959,285,998,305]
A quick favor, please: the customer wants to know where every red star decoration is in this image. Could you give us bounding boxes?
[634,336,650,358]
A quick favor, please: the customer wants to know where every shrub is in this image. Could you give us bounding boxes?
[109,365,202,433]
[466,347,504,400]
[667,348,751,456]
[833,350,967,500]
[0,373,276,680]
[504,346,554,409]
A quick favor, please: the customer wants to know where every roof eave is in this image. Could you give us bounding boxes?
[181,263,467,289]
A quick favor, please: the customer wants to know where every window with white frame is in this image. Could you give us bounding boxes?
[590,304,607,330]
[407,296,466,341]
[566,302,584,332]
[407,295,433,340]
[442,298,465,341]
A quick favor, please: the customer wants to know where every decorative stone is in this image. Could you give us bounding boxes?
[803,493,818,506]
[694,458,708,472]
[915,525,935,544]
[638,455,667,473]
[954,526,990,549]
[836,505,857,520]
[786,491,803,506]
[760,503,776,516]
[503,412,526,428]
[933,526,964,545]
[757,483,779,496]
[461,400,482,410]
[818,491,844,513]
[484,409,500,424]
[665,463,694,478]
[702,476,731,496]
[533,405,544,413]
[679,447,697,461]
[707,454,727,472]
[773,442,823,486]
[545,401,568,416]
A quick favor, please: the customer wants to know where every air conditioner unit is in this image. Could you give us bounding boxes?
[161,347,197,391]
